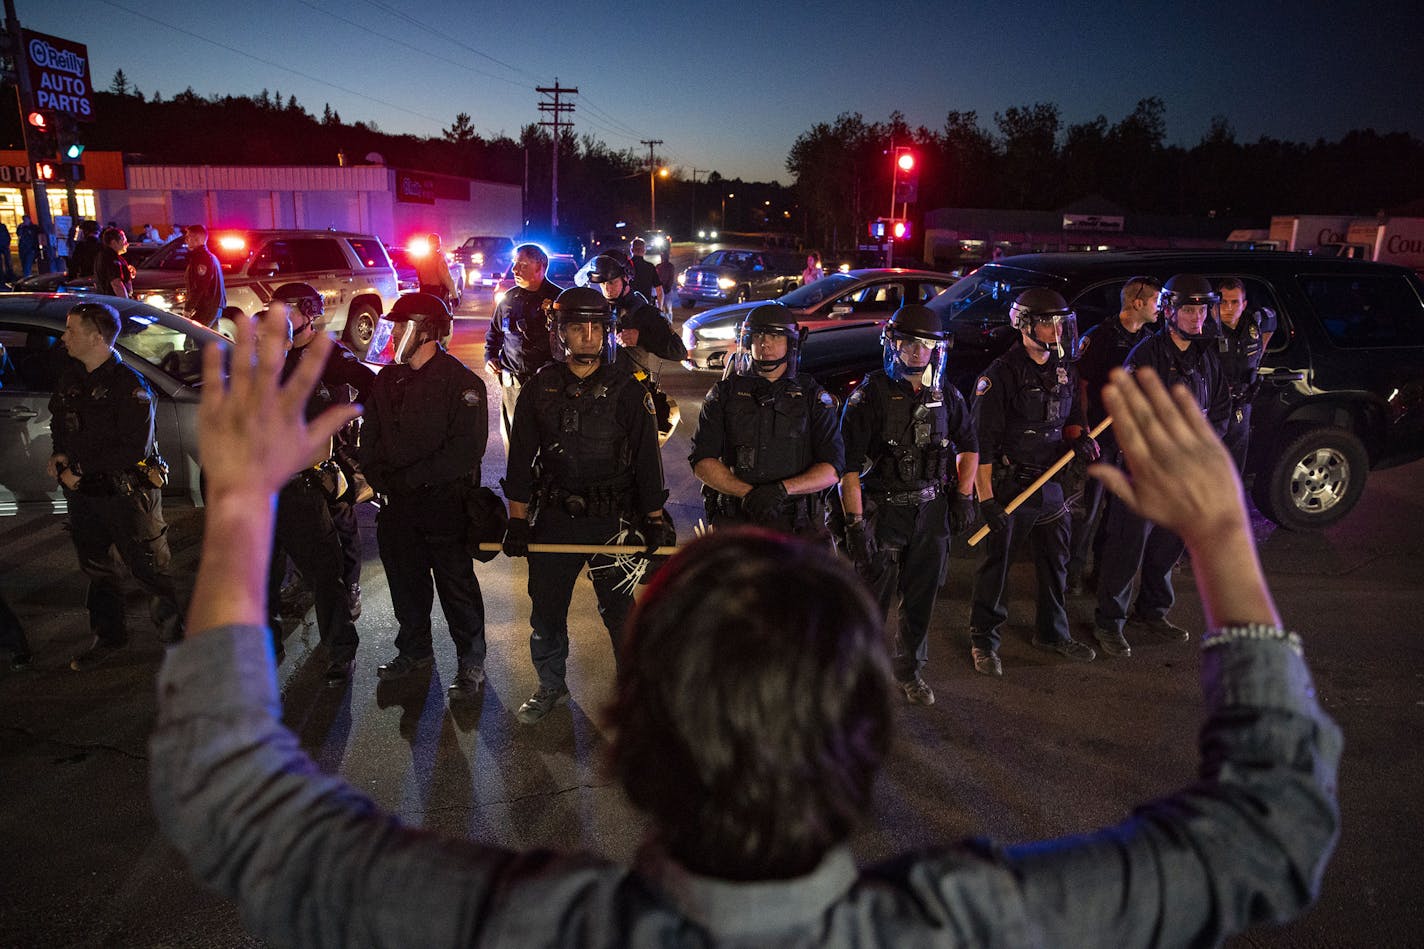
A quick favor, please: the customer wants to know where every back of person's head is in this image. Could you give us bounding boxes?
[100,226,124,248]
[609,529,892,880]
[187,224,208,240]
[69,302,122,345]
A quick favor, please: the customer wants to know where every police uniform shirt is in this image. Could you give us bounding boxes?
[1124,331,1232,433]
[841,370,976,492]
[485,280,562,379]
[503,360,667,514]
[66,237,100,278]
[358,349,487,494]
[1077,316,1153,426]
[95,246,131,297]
[296,336,375,404]
[1217,309,1274,389]
[630,256,661,300]
[49,351,156,475]
[972,343,1085,470]
[184,244,227,323]
[688,372,845,482]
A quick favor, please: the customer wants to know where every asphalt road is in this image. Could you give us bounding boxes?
[1,310,1421,947]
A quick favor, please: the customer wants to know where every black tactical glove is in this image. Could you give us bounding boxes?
[502,517,531,558]
[843,516,876,570]
[980,498,1010,534]
[742,481,788,520]
[949,493,979,535]
[638,510,678,554]
[1070,433,1101,464]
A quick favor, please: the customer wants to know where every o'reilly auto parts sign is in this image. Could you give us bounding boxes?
[23,29,95,122]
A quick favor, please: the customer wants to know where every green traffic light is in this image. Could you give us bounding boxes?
[65,143,85,160]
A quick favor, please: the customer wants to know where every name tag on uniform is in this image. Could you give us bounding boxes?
[925,400,942,408]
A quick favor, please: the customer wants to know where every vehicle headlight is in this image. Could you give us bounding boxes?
[700,325,738,341]
[677,272,686,286]
[473,252,485,265]
[717,277,736,291]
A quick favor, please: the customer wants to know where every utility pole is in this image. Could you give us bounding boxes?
[690,168,708,236]
[537,80,576,231]
[640,138,663,231]
[3,0,56,272]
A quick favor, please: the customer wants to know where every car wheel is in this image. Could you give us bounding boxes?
[344,302,379,359]
[1253,426,1368,531]
[678,296,694,308]
[734,286,749,304]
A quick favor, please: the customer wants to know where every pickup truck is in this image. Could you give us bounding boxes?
[676,248,804,308]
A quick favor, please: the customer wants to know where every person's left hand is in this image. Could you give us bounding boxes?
[1070,433,1101,464]
[948,493,979,534]
[618,328,640,348]
[196,312,361,501]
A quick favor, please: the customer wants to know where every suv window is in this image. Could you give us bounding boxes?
[143,234,253,272]
[1299,273,1424,349]
[930,268,1060,325]
[252,238,349,276]
[347,239,392,271]
[0,326,65,391]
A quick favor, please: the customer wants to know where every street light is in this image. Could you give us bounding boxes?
[650,165,669,231]
[722,192,735,230]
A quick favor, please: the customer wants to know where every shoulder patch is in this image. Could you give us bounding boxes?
[461,387,482,407]
[975,376,992,397]
[643,391,656,416]
[1078,335,1091,356]
[196,264,208,276]
[133,387,152,403]
[818,389,834,408]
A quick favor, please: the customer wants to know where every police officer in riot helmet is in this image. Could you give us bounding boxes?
[50,301,184,670]
[585,253,687,443]
[689,303,844,536]
[359,292,491,702]
[1092,274,1231,659]
[500,286,673,725]
[968,288,1100,676]
[1215,277,1277,472]
[839,304,979,705]
[270,282,374,625]
[257,308,360,685]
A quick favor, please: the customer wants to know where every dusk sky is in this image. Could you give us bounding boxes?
[30,0,1424,184]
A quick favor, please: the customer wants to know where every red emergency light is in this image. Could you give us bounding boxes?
[217,235,247,252]
[407,236,433,258]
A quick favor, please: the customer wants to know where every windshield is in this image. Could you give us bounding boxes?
[547,258,579,284]
[114,307,224,386]
[141,234,254,273]
[459,237,512,256]
[780,272,858,308]
[928,267,1061,324]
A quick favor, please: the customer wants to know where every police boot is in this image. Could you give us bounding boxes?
[447,658,485,702]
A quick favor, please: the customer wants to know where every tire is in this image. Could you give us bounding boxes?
[1252,426,1368,531]
[678,296,694,309]
[344,302,379,360]
[733,286,749,304]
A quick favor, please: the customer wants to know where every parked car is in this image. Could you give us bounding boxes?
[676,248,804,308]
[679,268,956,371]
[124,229,400,359]
[0,293,227,513]
[798,251,1424,531]
[452,235,516,289]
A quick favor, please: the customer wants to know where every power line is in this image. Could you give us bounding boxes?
[537,81,577,230]
[353,0,541,84]
[93,0,450,125]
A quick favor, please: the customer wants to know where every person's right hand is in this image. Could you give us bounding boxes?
[1091,367,1245,547]
[980,499,1010,533]
[502,517,531,557]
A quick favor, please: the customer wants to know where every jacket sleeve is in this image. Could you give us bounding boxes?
[1004,639,1341,947]
[484,301,506,369]
[807,383,845,475]
[356,383,392,492]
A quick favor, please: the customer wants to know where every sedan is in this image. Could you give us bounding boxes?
[0,293,226,513]
[679,269,956,371]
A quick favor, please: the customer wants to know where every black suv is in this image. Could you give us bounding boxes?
[800,251,1424,531]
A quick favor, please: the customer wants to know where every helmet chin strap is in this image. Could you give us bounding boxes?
[571,351,602,365]
[751,354,788,374]
[1023,326,1065,360]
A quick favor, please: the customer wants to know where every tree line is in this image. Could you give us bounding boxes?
[787,99,1424,252]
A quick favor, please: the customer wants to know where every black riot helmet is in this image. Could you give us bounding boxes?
[1008,288,1080,362]
[578,252,632,288]
[271,283,324,322]
[387,292,453,364]
[882,304,951,388]
[550,286,616,365]
[734,303,806,378]
[1159,273,1222,341]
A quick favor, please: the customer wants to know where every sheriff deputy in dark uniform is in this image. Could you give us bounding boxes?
[359,293,490,702]
[689,303,843,536]
[1093,274,1232,659]
[1067,275,1161,593]
[273,282,374,622]
[839,304,979,705]
[584,253,687,443]
[182,224,227,327]
[48,302,183,670]
[968,289,1100,677]
[485,243,562,450]
[1215,277,1277,471]
[500,287,673,725]
[259,308,360,686]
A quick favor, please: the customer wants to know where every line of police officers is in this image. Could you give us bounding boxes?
[39,260,1271,717]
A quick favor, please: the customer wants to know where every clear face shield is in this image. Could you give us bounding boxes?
[733,325,800,378]
[553,317,616,365]
[390,317,448,365]
[883,330,949,389]
[1023,312,1080,361]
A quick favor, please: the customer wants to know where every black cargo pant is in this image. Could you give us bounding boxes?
[1093,494,1186,638]
[1067,430,1118,580]
[969,480,1072,652]
[865,491,949,682]
[526,509,635,691]
[67,485,182,645]
[376,483,485,666]
[268,478,359,662]
[1222,403,1252,473]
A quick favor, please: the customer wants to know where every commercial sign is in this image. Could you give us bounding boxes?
[1062,214,1124,232]
[396,170,436,204]
[22,29,95,122]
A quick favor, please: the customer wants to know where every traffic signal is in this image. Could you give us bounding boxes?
[27,111,48,131]
[893,147,919,204]
[892,219,911,240]
[65,143,85,160]
[58,163,86,182]
[869,218,912,241]
[35,161,55,182]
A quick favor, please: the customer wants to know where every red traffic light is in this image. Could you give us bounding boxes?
[897,151,916,172]
[35,161,56,182]
[27,111,49,130]
[892,220,909,239]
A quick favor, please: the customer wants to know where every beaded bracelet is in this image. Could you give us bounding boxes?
[1201,623,1303,657]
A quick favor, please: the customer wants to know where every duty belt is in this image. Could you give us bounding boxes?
[871,484,940,506]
